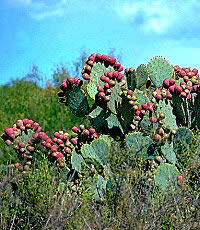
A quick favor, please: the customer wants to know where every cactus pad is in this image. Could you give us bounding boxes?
[136,64,149,89]
[147,56,174,88]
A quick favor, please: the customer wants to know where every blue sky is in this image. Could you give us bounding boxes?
[1,0,200,86]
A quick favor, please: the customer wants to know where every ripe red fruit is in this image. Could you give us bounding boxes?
[85,65,92,73]
[99,92,106,98]
[5,128,14,136]
[117,73,123,81]
[67,76,74,84]
[89,128,95,134]
[180,70,186,76]
[159,128,165,136]
[118,65,124,72]
[27,146,34,152]
[180,91,186,97]
[177,175,183,182]
[83,73,90,80]
[169,78,176,86]
[92,133,98,138]
[107,72,113,79]
[135,110,140,116]
[142,103,148,110]
[110,57,116,65]
[155,134,162,141]
[192,68,198,75]
[5,140,12,146]
[109,80,115,87]
[64,147,72,154]
[74,77,80,84]
[127,90,133,96]
[175,85,182,94]
[169,85,175,94]
[163,78,170,88]
[166,91,172,99]
[83,129,90,136]
[150,117,157,123]
[134,116,141,121]
[187,72,195,78]
[125,68,129,74]
[95,54,102,62]
[71,138,78,145]
[155,94,162,100]
[114,61,121,69]
[72,126,79,133]
[113,71,119,78]
[59,163,65,168]
[186,94,191,99]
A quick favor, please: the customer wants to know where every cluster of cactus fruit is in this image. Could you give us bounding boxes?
[2,53,200,196]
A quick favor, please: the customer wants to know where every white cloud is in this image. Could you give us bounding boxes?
[112,0,200,36]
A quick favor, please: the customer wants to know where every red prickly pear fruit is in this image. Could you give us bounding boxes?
[150,117,157,123]
[109,80,116,87]
[104,83,110,89]
[100,75,106,82]
[184,89,190,94]
[171,129,177,135]
[22,119,29,125]
[180,81,186,86]
[83,129,90,136]
[175,85,183,94]
[174,65,181,71]
[155,134,162,141]
[193,85,198,92]
[133,105,139,111]
[89,55,95,61]
[169,78,176,85]
[87,60,94,66]
[46,143,52,149]
[134,116,141,121]
[15,163,20,168]
[97,85,104,92]
[110,57,116,65]
[177,175,183,182]
[155,94,162,100]
[5,128,13,136]
[105,77,110,83]
[5,140,12,146]
[83,73,90,80]
[46,138,53,143]
[80,125,85,131]
[166,91,172,99]
[192,68,198,75]
[127,90,133,96]
[57,139,63,145]
[163,78,170,88]
[57,157,63,163]
[183,76,189,82]
[147,102,154,107]
[117,73,123,81]
[89,128,95,134]
[98,92,106,98]
[74,77,80,84]
[14,145,19,150]
[138,106,142,111]
[20,148,26,153]
[92,133,98,138]
[19,142,25,148]
[85,65,92,73]
[187,72,195,78]
[107,72,113,79]
[95,54,102,62]
[114,61,121,69]
[27,146,35,152]
[148,106,154,112]
[159,128,165,136]
[186,94,191,99]
[180,91,186,97]
[59,163,65,168]
[156,88,162,94]
[54,132,60,138]
[113,71,119,79]
[180,70,186,76]
[129,100,134,106]
[140,109,146,115]
[106,89,112,95]
[57,152,63,158]
[64,147,72,154]
[169,85,175,93]
[71,138,78,145]
[125,68,129,74]
[104,96,110,101]
[67,76,74,84]
[135,110,140,116]
[159,112,165,119]
[118,65,124,72]
[72,126,79,133]
[142,103,148,110]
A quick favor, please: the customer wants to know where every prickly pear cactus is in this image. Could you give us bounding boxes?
[154,163,179,191]
[147,56,174,88]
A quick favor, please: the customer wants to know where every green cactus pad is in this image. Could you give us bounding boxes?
[154,163,179,191]
[173,127,194,155]
[147,56,174,88]
[132,89,150,105]
[171,95,186,126]
[117,94,134,133]
[156,100,178,130]
[71,150,85,173]
[136,64,149,89]
[161,141,177,164]
[87,62,114,100]
[106,113,123,133]
[191,93,200,130]
[91,174,107,201]
[126,69,137,91]
[125,132,153,158]
[66,85,90,117]
[138,116,156,135]
[107,81,122,114]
